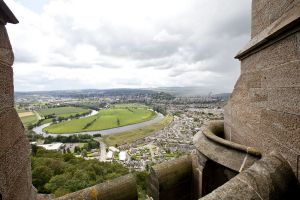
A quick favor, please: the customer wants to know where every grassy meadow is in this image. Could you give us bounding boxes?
[18,111,38,128]
[44,107,156,134]
[37,106,91,118]
[20,114,38,128]
[102,114,173,146]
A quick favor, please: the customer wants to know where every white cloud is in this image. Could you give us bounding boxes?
[5,0,251,92]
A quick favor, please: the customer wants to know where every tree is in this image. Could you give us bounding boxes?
[28,123,34,130]
[32,166,54,193]
[74,146,81,154]
[31,144,38,156]
[81,149,87,157]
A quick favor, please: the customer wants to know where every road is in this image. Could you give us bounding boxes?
[148,142,155,162]
[99,141,106,161]
[34,111,42,120]
[33,112,164,137]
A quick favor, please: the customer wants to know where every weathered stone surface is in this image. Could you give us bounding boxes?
[261,61,300,88]
[241,33,299,73]
[225,1,300,182]
[0,25,14,109]
[0,108,26,157]
[55,174,138,200]
[0,24,12,48]
[200,153,300,200]
[194,121,260,173]
[0,136,31,198]
[148,155,193,200]
[251,0,300,37]
[0,3,35,200]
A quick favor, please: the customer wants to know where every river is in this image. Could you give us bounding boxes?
[33,110,164,137]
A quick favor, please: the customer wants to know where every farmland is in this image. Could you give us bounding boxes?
[20,114,38,128]
[37,106,91,118]
[43,107,156,134]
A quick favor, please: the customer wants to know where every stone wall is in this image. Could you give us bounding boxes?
[147,155,194,200]
[55,174,138,200]
[200,153,300,200]
[251,0,300,37]
[0,1,36,199]
[224,1,300,180]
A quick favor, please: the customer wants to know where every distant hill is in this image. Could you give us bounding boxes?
[15,87,230,98]
[15,88,173,99]
[148,87,230,97]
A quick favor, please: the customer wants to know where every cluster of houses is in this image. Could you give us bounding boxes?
[33,105,224,171]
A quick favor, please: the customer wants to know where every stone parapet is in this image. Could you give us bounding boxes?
[147,155,194,200]
[193,121,261,173]
[55,174,138,200]
[200,153,300,200]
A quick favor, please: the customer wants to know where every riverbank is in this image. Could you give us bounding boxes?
[33,112,164,137]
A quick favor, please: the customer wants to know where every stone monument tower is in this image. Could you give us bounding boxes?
[0,1,36,199]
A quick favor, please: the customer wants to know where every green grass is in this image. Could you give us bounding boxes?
[102,114,173,146]
[111,103,149,108]
[20,115,38,128]
[37,107,91,118]
[44,107,156,134]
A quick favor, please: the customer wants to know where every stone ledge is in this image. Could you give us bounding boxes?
[235,4,300,60]
[199,121,261,157]
[193,121,261,172]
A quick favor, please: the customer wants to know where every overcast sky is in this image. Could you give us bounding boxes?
[5,0,251,92]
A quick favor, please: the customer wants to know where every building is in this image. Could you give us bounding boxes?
[38,143,64,151]
[119,151,127,161]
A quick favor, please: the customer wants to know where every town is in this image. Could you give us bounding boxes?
[17,89,225,172]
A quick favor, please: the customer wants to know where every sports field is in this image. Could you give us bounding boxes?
[37,107,91,118]
[43,107,156,134]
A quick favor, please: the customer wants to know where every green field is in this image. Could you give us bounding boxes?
[20,115,38,128]
[44,107,156,134]
[111,103,149,108]
[37,107,91,118]
[102,114,173,146]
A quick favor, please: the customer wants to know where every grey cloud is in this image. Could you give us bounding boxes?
[12,0,252,91]
[14,48,37,63]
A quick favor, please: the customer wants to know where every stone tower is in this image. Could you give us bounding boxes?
[224,0,300,180]
[0,1,36,199]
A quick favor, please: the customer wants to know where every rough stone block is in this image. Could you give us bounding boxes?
[4,137,30,187]
[0,67,14,109]
[241,33,299,73]
[267,87,300,115]
[7,164,32,200]
[0,108,25,158]
[260,109,300,146]
[261,61,300,88]
[148,155,193,200]
[251,0,298,37]
[249,88,268,108]
[0,25,12,49]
